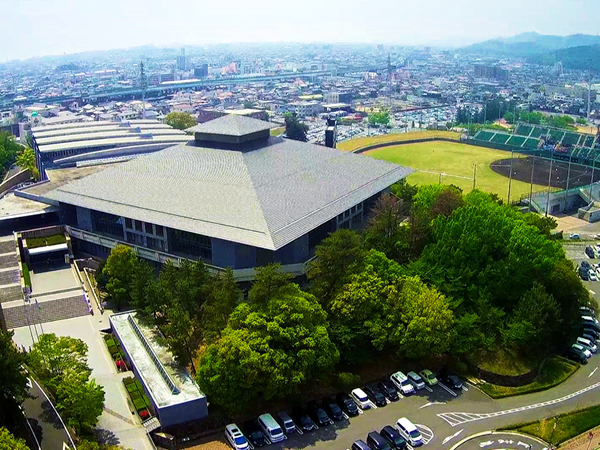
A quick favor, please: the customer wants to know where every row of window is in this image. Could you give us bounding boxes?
[124,218,164,237]
[337,202,363,223]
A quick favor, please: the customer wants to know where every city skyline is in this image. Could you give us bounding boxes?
[2,0,599,62]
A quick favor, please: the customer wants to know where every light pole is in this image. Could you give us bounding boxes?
[545,151,554,217]
[564,153,573,212]
[507,147,515,204]
[529,154,536,212]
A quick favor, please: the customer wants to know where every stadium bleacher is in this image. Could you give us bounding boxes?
[549,129,565,142]
[530,127,546,138]
[491,133,510,144]
[474,130,495,141]
[562,132,580,146]
[516,124,533,137]
[523,138,541,149]
[507,135,527,147]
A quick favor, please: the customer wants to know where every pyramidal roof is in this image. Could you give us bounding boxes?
[186,114,273,137]
[40,136,412,250]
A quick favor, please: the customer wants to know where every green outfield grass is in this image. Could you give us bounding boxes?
[365,141,546,201]
[337,130,461,152]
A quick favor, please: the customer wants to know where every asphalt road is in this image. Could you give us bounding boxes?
[22,378,75,450]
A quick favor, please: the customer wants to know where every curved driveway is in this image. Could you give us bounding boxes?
[271,356,600,449]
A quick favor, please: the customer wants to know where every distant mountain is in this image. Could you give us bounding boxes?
[55,63,81,72]
[460,32,600,57]
[528,44,600,72]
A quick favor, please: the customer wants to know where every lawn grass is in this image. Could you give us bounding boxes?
[503,405,600,445]
[22,263,31,288]
[26,234,67,249]
[337,130,461,152]
[477,349,537,376]
[479,356,579,399]
[270,126,285,137]
[364,141,546,201]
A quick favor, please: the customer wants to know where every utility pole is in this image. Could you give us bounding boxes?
[473,163,477,190]
[545,152,554,217]
[139,60,148,120]
[507,147,515,204]
[529,155,536,212]
[590,159,596,202]
[564,154,573,211]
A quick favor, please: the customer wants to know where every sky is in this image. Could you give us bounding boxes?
[2,0,599,61]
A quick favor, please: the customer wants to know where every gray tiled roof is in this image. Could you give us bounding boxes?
[186,114,273,136]
[41,137,412,250]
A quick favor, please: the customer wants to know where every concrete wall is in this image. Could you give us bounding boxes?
[0,169,31,195]
[274,234,309,265]
[234,243,257,269]
[211,238,237,268]
[76,207,93,232]
[157,398,208,428]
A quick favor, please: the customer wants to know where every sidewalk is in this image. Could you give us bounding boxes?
[560,425,600,450]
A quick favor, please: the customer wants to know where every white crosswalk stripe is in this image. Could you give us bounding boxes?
[438,381,600,426]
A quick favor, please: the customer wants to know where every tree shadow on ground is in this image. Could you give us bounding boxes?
[40,400,64,429]
[94,428,121,446]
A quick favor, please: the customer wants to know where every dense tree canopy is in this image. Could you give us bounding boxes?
[102,245,138,310]
[15,148,39,180]
[0,131,22,181]
[284,113,309,142]
[165,112,197,130]
[0,427,29,450]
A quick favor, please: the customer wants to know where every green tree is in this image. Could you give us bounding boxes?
[27,334,89,389]
[103,245,138,310]
[391,179,418,206]
[368,111,391,127]
[129,259,155,314]
[307,229,365,307]
[197,281,338,413]
[162,300,201,374]
[15,148,39,180]
[283,113,309,142]
[201,269,239,343]
[166,112,197,130]
[0,131,22,181]
[0,427,29,450]
[55,371,105,434]
[0,331,29,406]
[364,193,410,262]
[248,264,294,306]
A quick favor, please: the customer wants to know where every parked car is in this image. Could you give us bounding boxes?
[276,411,296,435]
[407,371,426,390]
[438,371,463,390]
[257,414,285,443]
[336,392,359,417]
[590,271,598,281]
[321,398,344,421]
[366,431,393,450]
[377,380,400,402]
[570,233,581,240]
[581,260,592,270]
[583,332,598,344]
[583,327,600,340]
[390,371,415,395]
[582,317,600,332]
[243,420,266,447]
[418,369,438,386]
[573,343,592,359]
[586,246,595,258]
[396,417,423,447]
[352,440,371,450]
[577,336,598,353]
[581,306,596,316]
[364,384,387,407]
[307,401,330,427]
[225,424,249,450]
[351,388,371,409]
[291,406,315,432]
[581,270,590,281]
[565,347,588,364]
[380,425,408,449]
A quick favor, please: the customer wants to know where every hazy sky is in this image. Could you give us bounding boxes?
[2,0,599,61]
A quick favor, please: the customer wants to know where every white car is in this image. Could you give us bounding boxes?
[396,417,423,447]
[570,233,581,240]
[590,271,598,281]
[351,388,370,409]
[407,371,426,390]
[390,371,415,395]
[225,424,249,450]
[573,343,592,359]
[577,337,598,353]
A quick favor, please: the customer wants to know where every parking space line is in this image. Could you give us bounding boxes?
[342,412,349,420]
[589,367,598,378]
[368,400,378,409]
[294,425,303,435]
[424,385,433,393]
[438,382,458,397]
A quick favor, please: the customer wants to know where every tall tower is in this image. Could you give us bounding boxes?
[387,53,392,107]
[139,61,147,119]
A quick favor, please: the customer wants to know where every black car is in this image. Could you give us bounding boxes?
[586,246,595,258]
[352,440,371,450]
[583,327,600,340]
[565,347,588,365]
[307,401,330,427]
[581,269,590,281]
[439,372,463,390]
[336,392,359,417]
[367,431,393,450]
[582,260,592,270]
[581,306,596,316]
[364,384,387,407]
[377,381,399,402]
[321,398,344,421]
[380,425,408,450]
[243,420,266,447]
[292,406,315,432]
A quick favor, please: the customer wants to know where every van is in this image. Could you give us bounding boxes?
[276,411,296,434]
[577,337,598,353]
[582,317,600,332]
[396,417,423,447]
[351,388,370,409]
[258,414,285,443]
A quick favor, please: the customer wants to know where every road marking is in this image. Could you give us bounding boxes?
[462,386,469,392]
[416,424,434,445]
[438,382,458,397]
[590,367,598,378]
[442,429,463,445]
[424,385,433,393]
[479,441,493,448]
[420,401,446,409]
[342,412,349,420]
[589,290,596,295]
[438,380,600,427]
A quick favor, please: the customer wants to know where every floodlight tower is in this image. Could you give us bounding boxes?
[139,61,148,119]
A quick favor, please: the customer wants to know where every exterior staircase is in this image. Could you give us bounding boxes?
[1,295,90,329]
